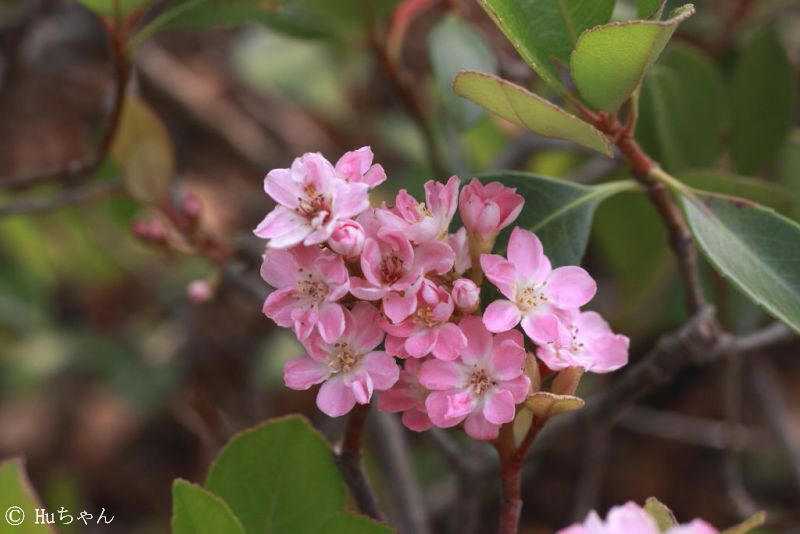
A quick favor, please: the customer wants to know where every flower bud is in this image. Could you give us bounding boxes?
[132,217,166,243]
[180,191,203,220]
[452,278,480,313]
[459,178,524,240]
[327,219,365,258]
[187,279,213,303]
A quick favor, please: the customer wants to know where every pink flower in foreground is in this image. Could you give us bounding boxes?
[419,316,530,440]
[452,278,480,313]
[537,311,629,373]
[481,227,596,343]
[261,245,349,342]
[254,152,370,248]
[379,176,460,243]
[283,303,399,417]
[378,359,432,432]
[327,219,365,258]
[382,279,467,360]
[459,179,524,240]
[335,146,387,189]
[350,229,454,323]
[558,502,718,534]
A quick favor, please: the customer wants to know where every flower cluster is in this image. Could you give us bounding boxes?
[559,502,718,534]
[256,147,629,440]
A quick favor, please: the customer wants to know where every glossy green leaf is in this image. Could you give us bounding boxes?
[322,513,393,534]
[731,28,796,175]
[479,172,636,266]
[477,0,615,91]
[0,458,51,533]
[454,71,612,156]
[637,44,726,172]
[571,4,695,112]
[637,0,665,18]
[78,0,150,16]
[172,480,245,534]
[205,415,346,534]
[429,15,497,126]
[644,497,678,531]
[679,171,793,216]
[682,191,800,334]
[778,138,800,220]
[111,94,175,204]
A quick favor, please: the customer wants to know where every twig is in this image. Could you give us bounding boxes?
[335,405,384,521]
[1,23,129,190]
[496,419,545,534]
[0,180,123,217]
[369,412,430,534]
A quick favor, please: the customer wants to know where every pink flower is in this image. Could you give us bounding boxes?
[377,359,432,432]
[327,219,365,258]
[187,279,213,303]
[378,176,460,243]
[558,503,719,534]
[536,311,629,373]
[452,278,480,313]
[481,227,596,343]
[419,316,530,440]
[350,229,454,323]
[335,146,387,189]
[459,179,523,240]
[254,152,370,248]
[261,245,349,342]
[448,228,471,276]
[382,279,467,360]
[283,303,400,417]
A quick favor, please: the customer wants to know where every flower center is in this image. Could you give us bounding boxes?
[329,343,360,374]
[296,185,332,224]
[414,305,440,328]
[380,255,405,285]
[568,326,584,353]
[515,284,547,313]
[468,367,494,396]
[416,202,432,218]
[296,271,329,304]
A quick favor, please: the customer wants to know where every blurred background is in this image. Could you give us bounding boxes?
[0,0,799,532]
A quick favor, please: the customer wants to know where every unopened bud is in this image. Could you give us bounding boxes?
[452,278,480,313]
[327,219,365,258]
[187,279,213,303]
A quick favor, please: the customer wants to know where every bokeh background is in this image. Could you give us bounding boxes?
[1,0,799,532]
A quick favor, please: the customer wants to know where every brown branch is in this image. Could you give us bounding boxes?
[1,24,129,190]
[335,405,384,521]
[496,419,546,534]
[0,180,123,217]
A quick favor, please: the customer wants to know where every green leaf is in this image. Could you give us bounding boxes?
[479,172,636,266]
[681,191,800,334]
[679,171,793,216]
[637,0,665,18]
[570,4,695,112]
[722,511,766,534]
[111,94,175,204]
[636,44,727,172]
[429,15,497,126]
[78,0,150,16]
[0,458,51,533]
[644,497,678,531]
[172,480,245,534]
[730,28,796,175]
[205,415,347,534]
[454,71,612,156]
[476,0,615,91]
[322,512,393,534]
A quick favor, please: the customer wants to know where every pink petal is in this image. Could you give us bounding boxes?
[262,287,299,327]
[378,386,417,412]
[360,238,385,287]
[483,300,522,333]
[260,248,299,288]
[459,315,493,365]
[332,181,370,220]
[480,254,517,299]
[546,266,597,309]
[317,378,357,417]
[264,168,301,208]
[316,303,345,343]
[463,411,500,441]
[349,303,385,352]
[490,340,526,381]
[483,389,516,425]
[362,164,387,188]
[426,390,473,427]
[520,312,561,344]
[335,146,373,180]
[500,375,531,403]
[361,351,400,390]
[431,322,467,361]
[254,207,309,248]
[507,227,551,283]
[346,370,374,404]
[414,241,455,275]
[405,328,438,358]
[283,356,330,390]
[586,334,629,373]
[384,290,419,324]
[418,359,463,390]
[402,409,433,432]
[349,277,385,301]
